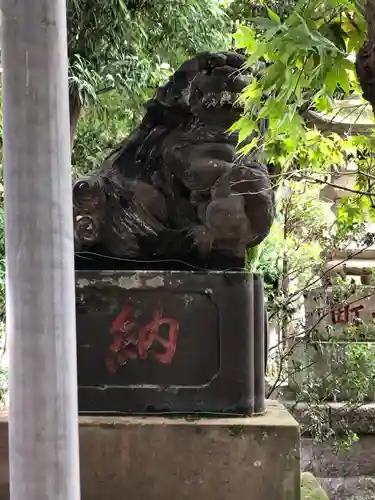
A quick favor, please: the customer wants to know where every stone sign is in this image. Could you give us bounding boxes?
[304,286,375,334]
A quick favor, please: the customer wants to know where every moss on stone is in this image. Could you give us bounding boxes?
[301,472,329,500]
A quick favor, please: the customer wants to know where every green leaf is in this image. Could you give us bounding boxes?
[283,69,302,101]
[117,0,126,12]
[336,64,351,94]
[259,97,285,120]
[319,22,347,52]
[261,62,285,91]
[313,91,335,113]
[237,118,257,144]
[248,16,280,30]
[238,137,258,157]
[266,7,281,25]
[241,81,262,101]
[323,57,352,95]
[233,25,256,51]
[324,68,338,94]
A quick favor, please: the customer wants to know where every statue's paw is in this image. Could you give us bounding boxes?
[213,239,247,260]
[189,225,213,256]
[132,180,168,223]
[180,158,233,192]
[206,191,250,240]
[103,230,140,260]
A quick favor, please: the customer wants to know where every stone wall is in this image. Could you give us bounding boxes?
[292,403,375,499]
[302,436,375,500]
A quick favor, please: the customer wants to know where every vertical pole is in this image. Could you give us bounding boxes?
[1,1,81,499]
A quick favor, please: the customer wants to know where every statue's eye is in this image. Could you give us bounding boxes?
[185,170,195,183]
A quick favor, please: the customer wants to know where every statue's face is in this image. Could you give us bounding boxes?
[73,178,105,248]
[153,52,252,126]
[188,63,251,124]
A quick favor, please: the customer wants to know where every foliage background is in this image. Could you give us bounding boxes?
[66,0,231,140]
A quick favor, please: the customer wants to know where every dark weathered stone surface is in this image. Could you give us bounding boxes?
[284,401,375,498]
[302,437,375,500]
[0,401,300,500]
[76,270,267,415]
[302,436,375,480]
[290,401,375,498]
[323,476,375,500]
[73,52,277,269]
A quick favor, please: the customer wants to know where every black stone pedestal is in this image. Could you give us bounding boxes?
[76,270,266,415]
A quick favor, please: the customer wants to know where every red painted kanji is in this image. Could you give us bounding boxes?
[330,304,365,324]
[106,303,138,373]
[350,305,364,318]
[138,306,179,364]
[330,305,349,324]
[106,301,179,373]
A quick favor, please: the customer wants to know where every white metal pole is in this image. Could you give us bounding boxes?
[1,1,81,499]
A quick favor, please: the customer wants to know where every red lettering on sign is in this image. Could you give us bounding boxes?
[106,302,179,373]
[350,305,364,318]
[106,303,138,373]
[138,306,179,364]
[330,305,349,324]
[330,304,365,325]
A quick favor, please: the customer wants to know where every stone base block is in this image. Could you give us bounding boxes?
[0,401,300,500]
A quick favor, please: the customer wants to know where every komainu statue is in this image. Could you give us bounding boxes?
[73,51,277,269]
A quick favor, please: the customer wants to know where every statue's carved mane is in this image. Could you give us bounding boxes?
[73,52,276,270]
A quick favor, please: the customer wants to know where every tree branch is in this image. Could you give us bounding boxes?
[296,173,375,197]
[303,109,375,136]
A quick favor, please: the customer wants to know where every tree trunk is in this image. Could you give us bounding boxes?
[356,0,375,114]
[69,84,82,147]
[280,199,291,341]
[2,0,81,498]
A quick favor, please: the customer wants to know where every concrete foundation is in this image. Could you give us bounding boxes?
[0,401,300,500]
